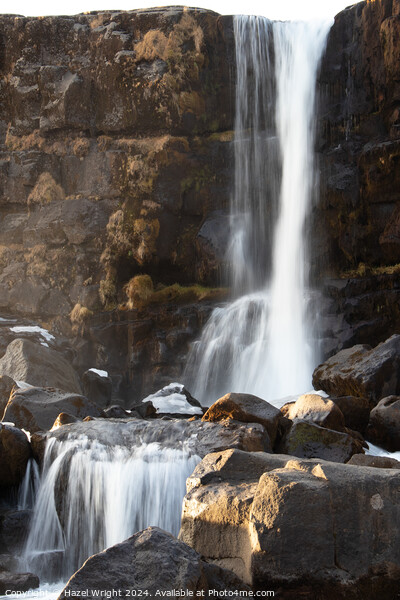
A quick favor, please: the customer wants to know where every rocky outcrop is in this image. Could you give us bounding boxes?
[0,338,82,393]
[58,527,248,599]
[0,423,30,487]
[2,387,104,433]
[179,448,400,598]
[82,369,112,409]
[278,419,362,463]
[312,335,400,403]
[30,417,269,464]
[202,392,286,446]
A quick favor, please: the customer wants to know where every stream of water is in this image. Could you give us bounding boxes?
[187,16,331,406]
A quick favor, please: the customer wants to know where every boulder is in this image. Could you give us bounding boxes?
[347,454,400,469]
[0,339,82,394]
[82,369,112,410]
[179,449,400,597]
[329,395,371,433]
[279,420,363,463]
[0,572,39,594]
[130,401,156,418]
[51,413,79,430]
[142,383,203,418]
[30,417,269,466]
[203,392,285,445]
[104,406,131,419]
[312,335,400,404]
[366,395,400,451]
[3,387,104,433]
[58,527,248,599]
[0,424,31,487]
[0,376,16,420]
[281,393,345,432]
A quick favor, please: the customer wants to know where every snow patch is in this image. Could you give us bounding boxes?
[89,368,109,378]
[16,380,35,390]
[10,325,55,343]
[143,383,202,416]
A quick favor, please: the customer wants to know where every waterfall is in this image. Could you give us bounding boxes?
[187,17,331,405]
[22,436,199,583]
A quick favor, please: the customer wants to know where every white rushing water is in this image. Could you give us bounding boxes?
[187,16,331,405]
[22,437,199,583]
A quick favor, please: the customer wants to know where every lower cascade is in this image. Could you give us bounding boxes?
[22,436,199,583]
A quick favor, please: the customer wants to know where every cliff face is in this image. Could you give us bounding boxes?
[0,2,399,399]
[316,0,400,272]
[314,0,400,352]
[0,7,234,319]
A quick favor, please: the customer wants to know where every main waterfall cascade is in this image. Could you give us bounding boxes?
[22,437,199,583]
[187,16,331,405]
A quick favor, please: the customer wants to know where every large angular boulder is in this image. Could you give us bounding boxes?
[3,387,103,433]
[202,392,284,445]
[281,393,346,432]
[82,369,112,410]
[366,395,400,451]
[179,449,400,597]
[279,420,362,463]
[312,335,400,404]
[0,423,31,487]
[58,527,248,599]
[0,339,82,394]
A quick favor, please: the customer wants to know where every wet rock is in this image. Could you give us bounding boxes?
[329,395,371,434]
[0,376,16,420]
[366,395,400,451]
[58,527,248,599]
[0,571,39,594]
[312,335,400,404]
[0,339,82,394]
[347,454,400,469]
[180,448,400,596]
[279,420,363,463]
[30,417,269,465]
[281,393,346,432]
[203,392,285,446]
[82,369,112,410]
[0,424,31,487]
[3,387,104,433]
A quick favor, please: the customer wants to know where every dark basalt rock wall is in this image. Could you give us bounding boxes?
[314,0,400,354]
[0,7,234,318]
